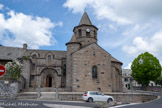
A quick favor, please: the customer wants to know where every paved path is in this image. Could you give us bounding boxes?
[119,92,162,108]
[0,99,94,108]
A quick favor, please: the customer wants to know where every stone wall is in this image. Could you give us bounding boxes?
[21,60,31,88]
[134,86,162,92]
[18,92,155,103]
[111,62,122,92]
[58,92,157,103]
[0,80,21,98]
[71,43,112,92]
[66,43,80,88]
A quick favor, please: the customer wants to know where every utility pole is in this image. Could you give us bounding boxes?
[130,78,133,102]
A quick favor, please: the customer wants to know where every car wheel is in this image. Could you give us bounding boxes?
[88,97,93,102]
[107,98,113,103]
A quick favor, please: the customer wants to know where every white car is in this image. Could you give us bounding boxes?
[82,91,114,103]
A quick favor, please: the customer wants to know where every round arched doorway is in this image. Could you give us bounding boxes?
[46,74,52,87]
[40,68,58,87]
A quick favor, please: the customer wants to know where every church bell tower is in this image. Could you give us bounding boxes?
[65,12,98,88]
[73,12,98,47]
[67,12,98,47]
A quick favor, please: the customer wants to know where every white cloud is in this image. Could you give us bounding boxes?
[0,8,62,49]
[63,0,94,14]
[63,0,132,24]
[124,63,132,69]
[0,4,4,10]
[55,21,63,27]
[122,31,162,56]
[109,24,117,31]
[64,0,162,25]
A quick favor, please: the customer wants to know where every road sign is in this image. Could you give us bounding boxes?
[0,65,5,76]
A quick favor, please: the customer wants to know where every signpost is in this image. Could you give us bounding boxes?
[0,65,5,76]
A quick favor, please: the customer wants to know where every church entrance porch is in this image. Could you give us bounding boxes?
[40,68,58,88]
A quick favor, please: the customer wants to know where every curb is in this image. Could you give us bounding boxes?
[143,95,160,104]
[109,103,140,108]
[109,94,161,108]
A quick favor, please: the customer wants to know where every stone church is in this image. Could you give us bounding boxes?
[0,12,122,92]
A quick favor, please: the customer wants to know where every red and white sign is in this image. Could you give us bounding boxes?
[0,65,5,76]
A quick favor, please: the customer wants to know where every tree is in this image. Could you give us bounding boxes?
[131,52,161,87]
[5,60,22,80]
[155,76,162,86]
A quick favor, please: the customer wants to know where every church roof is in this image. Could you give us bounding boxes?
[111,56,122,64]
[66,34,81,45]
[0,46,67,60]
[79,12,92,25]
[69,34,77,42]
[0,46,24,60]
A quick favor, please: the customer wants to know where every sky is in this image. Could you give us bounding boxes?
[0,0,162,69]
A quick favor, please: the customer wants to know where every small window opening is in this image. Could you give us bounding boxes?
[48,55,51,60]
[92,65,97,78]
[32,54,37,59]
[78,29,82,37]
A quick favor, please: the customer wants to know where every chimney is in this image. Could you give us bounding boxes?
[23,44,27,50]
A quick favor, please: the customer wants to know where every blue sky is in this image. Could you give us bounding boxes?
[0,0,162,68]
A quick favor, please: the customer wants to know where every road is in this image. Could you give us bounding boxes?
[0,99,95,108]
[120,92,162,108]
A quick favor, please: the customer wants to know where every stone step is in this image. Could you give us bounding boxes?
[16,92,59,100]
[16,93,37,99]
[39,93,56,99]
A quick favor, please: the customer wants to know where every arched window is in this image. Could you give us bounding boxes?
[92,65,97,78]
[94,30,97,39]
[32,54,37,59]
[48,55,51,60]
[86,28,90,37]
[63,64,66,77]
[78,29,82,37]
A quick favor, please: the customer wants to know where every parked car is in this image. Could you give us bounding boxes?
[82,91,114,103]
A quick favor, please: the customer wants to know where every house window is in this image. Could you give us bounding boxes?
[124,78,128,82]
[78,29,82,37]
[92,65,97,78]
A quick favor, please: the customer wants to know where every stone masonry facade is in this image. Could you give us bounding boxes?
[0,12,122,92]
